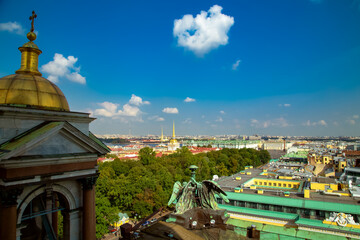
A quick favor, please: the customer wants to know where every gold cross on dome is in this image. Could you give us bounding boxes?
[29,11,37,32]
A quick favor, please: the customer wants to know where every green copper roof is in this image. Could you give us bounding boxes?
[296,218,360,234]
[89,131,110,152]
[282,152,308,159]
[223,192,360,215]
[219,204,298,220]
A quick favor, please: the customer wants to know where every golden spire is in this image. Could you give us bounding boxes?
[169,121,178,145]
[15,10,42,76]
[172,121,176,139]
[161,127,164,142]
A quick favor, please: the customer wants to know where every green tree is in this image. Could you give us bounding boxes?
[95,145,271,238]
[139,147,156,165]
[95,195,119,239]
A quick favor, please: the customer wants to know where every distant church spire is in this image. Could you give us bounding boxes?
[161,127,164,142]
[168,121,179,150]
[172,121,176,139]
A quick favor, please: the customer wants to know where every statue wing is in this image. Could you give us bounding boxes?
[167,181,183,206]
[202,180,229,203]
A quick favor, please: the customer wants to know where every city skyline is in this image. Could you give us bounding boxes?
[1,0,360,136]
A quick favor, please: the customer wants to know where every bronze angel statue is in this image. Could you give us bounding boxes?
[168,165,229,214]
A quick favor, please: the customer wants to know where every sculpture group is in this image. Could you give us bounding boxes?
[325,212,359,227]
[168,165,229,214]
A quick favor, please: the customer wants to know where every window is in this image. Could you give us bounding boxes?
[249,202,257,209]
[259,182,262,185]
[264,182,267,186]
[288,184,292,188]
[269,182,272,186]
[287,207,297,213]
[300,208,310,217]
[274,183,277,187]
[255,181,258,185]
[263,204,270,210]
[274,205,282,212]
[317,210,325,219]
[283,184,286,187]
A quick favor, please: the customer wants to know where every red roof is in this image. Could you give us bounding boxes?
[343,150,360,156]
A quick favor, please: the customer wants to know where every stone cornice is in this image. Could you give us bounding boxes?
[0,106,95,123]
[0,153,99,168]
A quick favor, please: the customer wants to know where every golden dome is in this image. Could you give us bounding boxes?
[0,12,70,112]
[170,139,178,144]
[0,74,69,111]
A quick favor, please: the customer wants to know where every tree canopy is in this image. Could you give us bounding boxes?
[95,147,270,237]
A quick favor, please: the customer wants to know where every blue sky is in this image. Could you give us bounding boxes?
[1,0,360,136]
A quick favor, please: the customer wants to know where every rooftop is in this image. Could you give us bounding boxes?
[216,166,360,208]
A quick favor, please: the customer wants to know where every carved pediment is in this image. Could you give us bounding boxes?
[0,121,109,161]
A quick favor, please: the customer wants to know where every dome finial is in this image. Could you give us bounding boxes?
[27,11,37,41]
[16,10,42,76]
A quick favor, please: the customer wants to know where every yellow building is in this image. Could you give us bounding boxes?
[244,178,301,190]
[308,153,333,165]
[335,159,347,172]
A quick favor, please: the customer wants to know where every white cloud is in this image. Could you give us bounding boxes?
[215,117,223,122]
[0,22,24,35]
[353,115,359,119]
[279,104,291,107]
[184,97,196,102]
[162,107,179,114]
[251,119,259,124]
[173,5,235,56]
[118,104,140,117]
[94,102,119,117]
[232,60,241,70]
[148,115,165,122]
[66,72,86,84]
[220,110,225,114]
[318,120,327,126]
[183,118,192,124]
[129,94,150,106]
[251,118,289,128]
[348,119,356,125]
[41,53,86,84]
[93,94,150,122]
[303,120,327,127]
